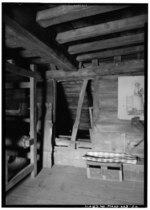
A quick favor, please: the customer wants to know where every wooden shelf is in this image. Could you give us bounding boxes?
[5,64,37,192]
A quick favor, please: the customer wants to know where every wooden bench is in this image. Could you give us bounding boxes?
[86,160,123,182]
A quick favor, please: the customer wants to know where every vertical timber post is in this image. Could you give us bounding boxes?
[30,64,37,177]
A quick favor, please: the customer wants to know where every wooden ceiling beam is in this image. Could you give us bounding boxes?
[56,14,147,43]
[68,33,144,54]
[36,5,128,27]
[45,60,144,81]
[77,45,144,61]
[5,15,76,71]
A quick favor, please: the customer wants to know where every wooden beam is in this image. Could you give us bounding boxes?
[46,60,144,80]
[30,64,37,177]
[77,45,144,62]
[5,152,8,188]
[5,82,30,89]
[5,15,76,71]
[43,103,53,168]
[6,164,34,192]
[6,62,36,78]
[56,14,147,43]
[37,5,128,27]
[93,77,100,126]
[68,33,144,54]
[52,80,57,123]
[71,80,88,142]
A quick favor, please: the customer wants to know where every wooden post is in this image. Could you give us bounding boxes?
[79,62,83,69]
[93,77,100,125]
[50,63,57,70]
[5,152,8,188]
[30,64,37,177]
[71,79,88,143]
[89,107,93,128]
[92,59,98,66]
[52,80,57,148]
[52,80,57,124]
[43,103,53,168]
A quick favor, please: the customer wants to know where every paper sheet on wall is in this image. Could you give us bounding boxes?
[118,76,144,120]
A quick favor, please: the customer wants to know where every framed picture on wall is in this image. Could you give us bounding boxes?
[118,76,144,120]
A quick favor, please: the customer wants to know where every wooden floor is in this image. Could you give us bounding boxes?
[5,165,144,206]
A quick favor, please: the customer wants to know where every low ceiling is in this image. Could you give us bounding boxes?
[3,3,147,72]
[4,4,147,133]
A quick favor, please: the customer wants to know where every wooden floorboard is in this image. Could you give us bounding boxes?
[5,165,144,206]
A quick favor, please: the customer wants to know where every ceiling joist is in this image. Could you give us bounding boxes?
[36,5,128,27]
[56,14,147,44]
[77,45,144,61]
[68,33,144,54]
[5,15,76,71]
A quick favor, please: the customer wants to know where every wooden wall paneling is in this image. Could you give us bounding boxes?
[57,14,147,43]
[68,33,144,54]
[37,5,128,27]
[91,74,144,158]
[54,147,91,168]
[30,64,37,177]
[71,80,88,143]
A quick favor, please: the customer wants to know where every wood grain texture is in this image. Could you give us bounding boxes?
[30,64,37,177]
[5,166,144,205]
[6,63,36,78]
[57,14,147,43]
[93,77,100,125]
[6,164,34,192]
[68,33,144,54]
[37,5,128,27]
[5,15,76,71]
[46,60,144,80]
[71,80,88,142]
[77,45,144,61]
[91,75,144,157]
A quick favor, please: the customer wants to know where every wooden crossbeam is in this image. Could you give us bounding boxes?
[6,62,36,78]
[56,14,147,43]
[68,33,144,54]
[5,15,76,71]
[5,82,30,89]
[46,60,144,80]
[77,45,144,62]
[37,5,128,27]
[71,80,88,142]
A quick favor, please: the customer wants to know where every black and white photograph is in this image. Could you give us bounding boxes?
[2,1,148,207]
